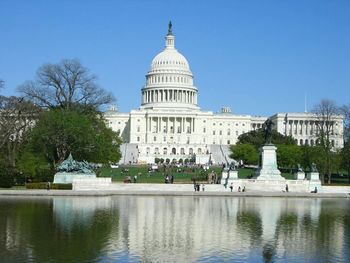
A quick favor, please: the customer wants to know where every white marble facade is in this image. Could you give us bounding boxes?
[104,24,344,164]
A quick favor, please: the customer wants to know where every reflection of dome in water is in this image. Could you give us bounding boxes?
[141,22,199,110]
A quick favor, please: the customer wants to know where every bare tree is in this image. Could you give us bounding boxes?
[0,95,41,167]
[18,59,114,110]
[312,99,339,184]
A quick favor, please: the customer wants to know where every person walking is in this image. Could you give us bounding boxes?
[133,174,137,183]
[229,183,233,192]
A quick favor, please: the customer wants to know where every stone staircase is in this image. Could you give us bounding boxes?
[119,143,139,164]
[209,145,235,165]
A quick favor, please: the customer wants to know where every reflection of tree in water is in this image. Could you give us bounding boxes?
[266,212,298,263]
[314,199,350,262]
[262,242,275,263]
[0,197,118,263]
[236,210,262,247]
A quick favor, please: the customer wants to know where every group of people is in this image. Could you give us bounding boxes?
[229,182,245,192]
[164,174,174,184]
[193,182,205,191]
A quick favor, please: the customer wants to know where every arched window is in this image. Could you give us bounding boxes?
[163,148,167,155]
[155,148,159,154]
[146,147,150,154]
[172,148,176,154]
[197,148,202,154]
[180,148,185,155]
[189,148,193,155]
[227,129,231,136]
[300,139,303,145]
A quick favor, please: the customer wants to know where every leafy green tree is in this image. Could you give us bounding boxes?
[276,144,302,169]
[229,144,258,165]
[341,141,350,183]
[21,107,121,172]
[237,129,296,149]
[300,145,330,182]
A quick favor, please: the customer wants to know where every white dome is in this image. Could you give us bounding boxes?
[140,23,199,111]
[151,49,190,72]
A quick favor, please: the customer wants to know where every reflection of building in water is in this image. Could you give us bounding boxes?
[0,197,348,262]
[105,197,348,262]
[53,197,111,230]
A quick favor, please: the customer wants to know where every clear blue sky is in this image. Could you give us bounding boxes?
[1,0,349,116]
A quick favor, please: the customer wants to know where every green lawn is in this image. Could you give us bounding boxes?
[97,165,295,183]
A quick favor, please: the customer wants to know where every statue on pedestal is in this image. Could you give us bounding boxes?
[263,119,274,144]
[311,163,318,173]
[53,154,96,184]
[297,163,303,172]
[57,154,93,174]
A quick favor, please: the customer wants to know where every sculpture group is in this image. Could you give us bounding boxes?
[57,154,93,174]
[53,154,96,184]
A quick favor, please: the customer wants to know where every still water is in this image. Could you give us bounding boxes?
[0,196,349,263]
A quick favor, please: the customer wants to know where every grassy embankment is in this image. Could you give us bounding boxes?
[98,165,295,183]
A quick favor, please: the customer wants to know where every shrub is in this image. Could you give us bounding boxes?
[26,183,72,190]
[0,172,13,188]
[0,164,15,188]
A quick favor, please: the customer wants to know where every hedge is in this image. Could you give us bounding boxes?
[26,183,72,190]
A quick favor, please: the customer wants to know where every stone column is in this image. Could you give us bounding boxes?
[159,117,162,133]
[305,121,308,135]
[166,117,169,134]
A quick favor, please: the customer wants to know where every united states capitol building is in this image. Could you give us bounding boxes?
[104,24,344,164]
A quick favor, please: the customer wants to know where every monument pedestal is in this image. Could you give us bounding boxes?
[256,144,285,181]
[294,172,305,180]
[53,172,96,184]
[307,172,320,181]
[220,170,238,185]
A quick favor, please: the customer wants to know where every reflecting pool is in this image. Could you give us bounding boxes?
[0,196,349,263]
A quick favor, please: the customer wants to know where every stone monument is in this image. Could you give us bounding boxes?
[294,164,305,180]
[306,163,322,192]
[307,163,321,181]
[220,162,238,185]
[256,119,285,181]
[53,154,96,184]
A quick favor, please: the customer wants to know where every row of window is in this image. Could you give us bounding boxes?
[147,75,190,85]
[154,60,186,66]
[289,128,337,136]
[212,122,248,127]
[298,139,336,147]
